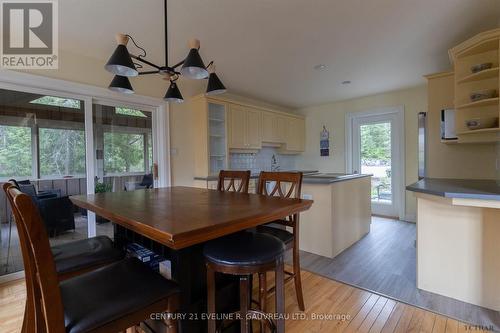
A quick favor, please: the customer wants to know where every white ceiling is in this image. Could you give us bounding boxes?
[60,0,500,108]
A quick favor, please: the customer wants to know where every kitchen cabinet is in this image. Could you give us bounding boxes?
[262,112,288,144]
[228,104,262,150]
[190,94,305,178]
[284,117,305,152]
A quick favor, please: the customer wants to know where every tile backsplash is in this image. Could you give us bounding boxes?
[229,147,296,173]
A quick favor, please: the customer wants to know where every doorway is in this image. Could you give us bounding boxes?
[346,107,404,218]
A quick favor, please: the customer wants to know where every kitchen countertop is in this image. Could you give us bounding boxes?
[194,170,319,181]
[302,173,372,184]
[406,178,500,201]
[194,171,372,184]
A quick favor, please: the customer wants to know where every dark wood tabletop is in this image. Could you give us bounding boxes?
[70,186,313,249]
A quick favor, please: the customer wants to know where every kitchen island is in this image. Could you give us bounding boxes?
[299,173,372,258]
[407,178,500,311]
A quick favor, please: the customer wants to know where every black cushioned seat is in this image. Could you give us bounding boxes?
[51,235,124,275]
[61,257,180,333]
[203,231,285,266]
[257,224,293,245]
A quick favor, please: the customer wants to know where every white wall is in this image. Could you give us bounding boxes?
[296,85,428,221]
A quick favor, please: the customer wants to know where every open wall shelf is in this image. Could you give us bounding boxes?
[448,28,500,143]
[457,67,499,84]
[455,97,499,109]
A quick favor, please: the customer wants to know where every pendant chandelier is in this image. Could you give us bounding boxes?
[104,0,226,103]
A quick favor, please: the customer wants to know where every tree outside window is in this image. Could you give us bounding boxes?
[39,128,86,177]
[104,132,148,174]
[0,125,32,178]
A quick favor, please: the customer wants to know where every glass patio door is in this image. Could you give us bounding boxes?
[91,101,157,239]
[0,81,163,280]
[351,111,402,218]
[0,87,89,277]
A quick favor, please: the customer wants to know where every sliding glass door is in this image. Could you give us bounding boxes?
[92,101,156,239]
[0,84,161,279]
[0,88,88,276]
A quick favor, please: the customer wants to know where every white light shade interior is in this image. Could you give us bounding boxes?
[180,66,209,79]
[164,97,184,103]
[109,86,134,94]
[105,64,139,77]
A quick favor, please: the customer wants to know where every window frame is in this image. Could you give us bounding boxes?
[0,70,170,243]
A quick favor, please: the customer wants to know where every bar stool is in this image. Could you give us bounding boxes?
[217,170,251,193]
[7,185,181,333]
[5,181,123,332]
[204,231,286,333]
[3,181,124,281]
[256,171,305,311]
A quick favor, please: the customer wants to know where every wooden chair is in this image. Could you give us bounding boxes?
[256,171,305,311]
[3,181,123,281]
[7,185,181,333]
[217,170,251,193]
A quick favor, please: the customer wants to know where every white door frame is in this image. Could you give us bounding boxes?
[345,106,405,219]
[0,70,172,239]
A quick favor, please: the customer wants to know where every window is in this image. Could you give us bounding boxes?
[104,132,150,174]
[30,96,81,109]
[39,128,86,178]
[0,125,32,177]
[115,107,147,118]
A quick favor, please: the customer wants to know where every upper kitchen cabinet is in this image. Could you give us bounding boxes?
[228,104,262,150]
[262,112,287,144]
[284,117,305,152]
[189,94,305,176]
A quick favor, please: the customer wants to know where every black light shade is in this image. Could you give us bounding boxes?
[206,72,227,95]
[105,45,138,77]
[164,81,184,103]
[180,48,209,79]
[108,75,134,94]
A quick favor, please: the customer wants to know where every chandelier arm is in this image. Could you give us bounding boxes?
[171,59,185,69]
[125,34,147,59]
[138,70,161,76]
[130,55,162,70]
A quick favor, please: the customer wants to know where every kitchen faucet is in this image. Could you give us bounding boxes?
[271,154,280,171]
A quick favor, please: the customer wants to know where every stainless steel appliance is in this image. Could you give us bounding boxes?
[441,108,457,140]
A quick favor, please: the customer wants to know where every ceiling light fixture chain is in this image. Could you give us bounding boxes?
[104,0,226,102]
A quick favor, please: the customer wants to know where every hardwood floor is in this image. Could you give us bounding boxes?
[0,269,492,333]
[294,217,500,330]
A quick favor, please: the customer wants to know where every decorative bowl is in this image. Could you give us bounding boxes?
[470,89,497,102]
[465,117,498,130]
[471,63,493,73]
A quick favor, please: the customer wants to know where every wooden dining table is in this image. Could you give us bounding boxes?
[70,186,313,332]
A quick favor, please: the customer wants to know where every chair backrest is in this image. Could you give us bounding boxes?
[217,170,251,193]
[7,185,66,333]
[3,182,40,332]
[18,183,37,198]
[256,171,303,199]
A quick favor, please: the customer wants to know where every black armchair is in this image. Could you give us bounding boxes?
[15,181,75,236]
